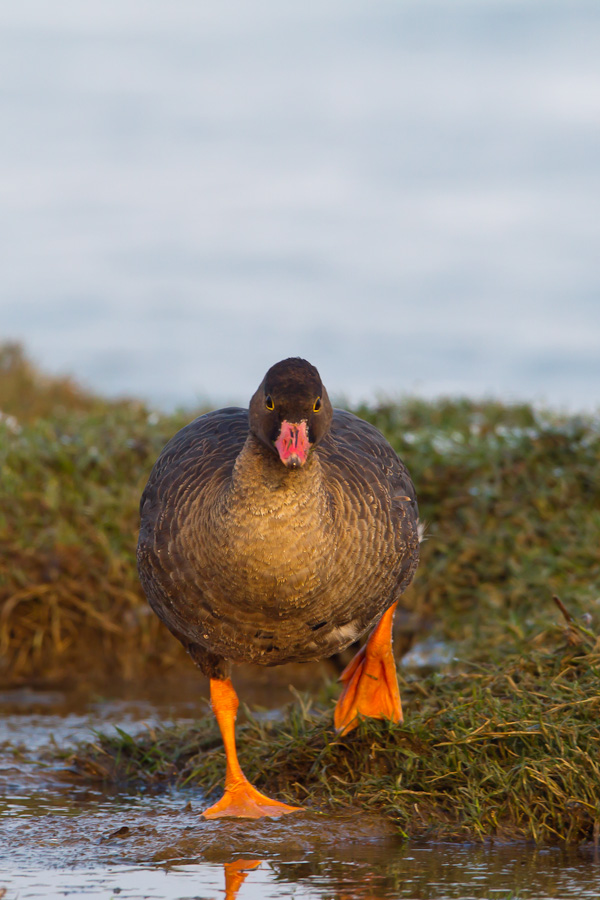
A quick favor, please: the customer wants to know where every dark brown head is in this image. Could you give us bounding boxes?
[249,358,333,468]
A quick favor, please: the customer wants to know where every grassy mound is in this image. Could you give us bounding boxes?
[0,343,197,684]
[73,611,600,843]
[1,342,598,687]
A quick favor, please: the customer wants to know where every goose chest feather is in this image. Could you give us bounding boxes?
[137,359,420,679]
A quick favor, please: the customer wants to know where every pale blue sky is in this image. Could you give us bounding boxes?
[1,1,599,410]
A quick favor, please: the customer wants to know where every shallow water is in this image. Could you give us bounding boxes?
[1,688,600,900]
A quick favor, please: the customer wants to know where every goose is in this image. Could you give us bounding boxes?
[137,357,420,817]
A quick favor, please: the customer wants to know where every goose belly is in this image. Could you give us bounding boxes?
[176,519,396,667]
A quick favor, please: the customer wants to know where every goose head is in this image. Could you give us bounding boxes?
[249,358,333,468]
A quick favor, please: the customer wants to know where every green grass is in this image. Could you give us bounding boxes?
[73,612,600,843]
[0,343,196,684]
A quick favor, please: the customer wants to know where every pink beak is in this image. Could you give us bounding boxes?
[274,420,311,468]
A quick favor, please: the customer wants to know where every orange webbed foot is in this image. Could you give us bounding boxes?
[203,776,303,819]
[334,602,403,736]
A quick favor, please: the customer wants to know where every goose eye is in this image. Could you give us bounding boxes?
[313,397,322,412]
[265,395,275,411]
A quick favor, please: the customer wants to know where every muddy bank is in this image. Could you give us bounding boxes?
[3,688,600,900]
[3,710,600,900]
[70,613,600,846]
[3,673,600,899]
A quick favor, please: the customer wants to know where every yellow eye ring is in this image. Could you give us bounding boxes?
[313,397,322,412]
[265,395,274,411]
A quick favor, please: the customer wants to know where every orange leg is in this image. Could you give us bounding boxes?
[202,677,303,819]
[334,601,403,736]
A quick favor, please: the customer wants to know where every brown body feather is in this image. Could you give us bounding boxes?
[137,404,419,680]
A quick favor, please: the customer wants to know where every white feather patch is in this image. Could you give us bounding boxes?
[331,621,360,646]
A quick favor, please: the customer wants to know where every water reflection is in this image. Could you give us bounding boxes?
[267,845,600,899]
[224,859,262,900]
[150,845,600,900]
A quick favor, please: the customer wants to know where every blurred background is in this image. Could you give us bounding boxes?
[1,0,599,411]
